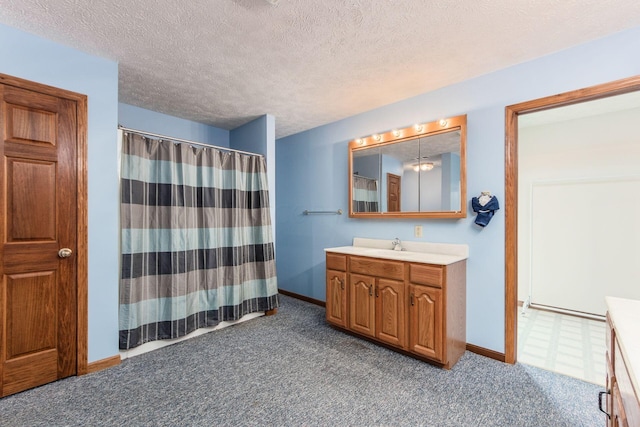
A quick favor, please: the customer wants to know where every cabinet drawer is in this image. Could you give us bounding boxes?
[326,253,347,271]
[409,264,443,288]
[350,256,404,280]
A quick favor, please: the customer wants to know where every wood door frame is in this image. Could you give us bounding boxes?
[0,73,89,374]
[504,75,640,364]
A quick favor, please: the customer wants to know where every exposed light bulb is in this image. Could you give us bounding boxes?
[356,138,364,145]
[373,134,381,141]
[392,129,400,137]
[413,164,420,172]
[439,119,448,127]
[415,124,423,132]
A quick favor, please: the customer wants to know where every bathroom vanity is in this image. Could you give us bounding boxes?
[325,238,468,369]
[603,297,640,426]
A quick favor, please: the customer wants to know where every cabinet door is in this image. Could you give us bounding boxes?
[349,274,375,337]
[376,278,405,348]
[408,284,443,362]
[326,269,347,327]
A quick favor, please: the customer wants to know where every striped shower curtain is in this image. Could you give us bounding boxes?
[352,175,379,212]
[119,133,278,350]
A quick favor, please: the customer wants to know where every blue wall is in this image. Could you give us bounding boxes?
[119,103,230,146]
[275,26,640,353]
[230,115,277,242]
[0,23,119,362]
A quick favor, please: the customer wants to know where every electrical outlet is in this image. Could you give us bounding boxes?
[414,225,423,238]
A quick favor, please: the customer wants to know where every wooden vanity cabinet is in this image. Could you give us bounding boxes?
[605,313,640,427]
[325,252,466,369]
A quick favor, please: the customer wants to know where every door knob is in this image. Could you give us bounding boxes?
[58,248,73,258]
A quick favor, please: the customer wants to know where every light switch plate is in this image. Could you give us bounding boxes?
[414,225,423,238]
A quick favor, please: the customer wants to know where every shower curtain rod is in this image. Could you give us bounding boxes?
[118,125,264,157]
[353,174,377,181]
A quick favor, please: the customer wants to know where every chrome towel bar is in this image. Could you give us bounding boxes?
[303,209,343,215]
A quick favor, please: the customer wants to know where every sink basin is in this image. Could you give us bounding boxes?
[365,248,412,258]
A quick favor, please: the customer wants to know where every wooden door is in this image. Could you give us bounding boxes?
[349,274,375,337]
[387,173,401,212]
[375,278,405,348]
[326,270,347,327]
[0,83,78,397]
[408,284,443,362]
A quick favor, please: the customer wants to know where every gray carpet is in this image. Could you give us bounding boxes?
[1,295,604,426]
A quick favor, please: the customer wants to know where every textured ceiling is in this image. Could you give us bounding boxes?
[2,0,640,138]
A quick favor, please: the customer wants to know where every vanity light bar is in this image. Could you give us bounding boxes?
[350,116,460,147]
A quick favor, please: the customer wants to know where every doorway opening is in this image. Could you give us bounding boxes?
[504,75,640,365]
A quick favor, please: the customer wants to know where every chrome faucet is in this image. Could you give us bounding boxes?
[391,237,404,251]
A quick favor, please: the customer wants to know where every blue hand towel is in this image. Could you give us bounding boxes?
[471,196,499,227]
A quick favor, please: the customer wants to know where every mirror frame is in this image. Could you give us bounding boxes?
[348,114,467,218]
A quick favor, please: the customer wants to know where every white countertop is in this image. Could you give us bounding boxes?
[325,237,468,265]
[606,296,640,397]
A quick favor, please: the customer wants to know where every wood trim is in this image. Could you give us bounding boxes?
[505,104,518,365]
[278,288,326,307]
[85,355,121,375]
[466,343,506,363]
[348,211,467,219]
[0,73,89,376]
[76,95,89,375]
[349,114,467,219]
[0,74,87,100]
[504,75,640,365]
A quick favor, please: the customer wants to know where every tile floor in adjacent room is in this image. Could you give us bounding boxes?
[518,307,606,386]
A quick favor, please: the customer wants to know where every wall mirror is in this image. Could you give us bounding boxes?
[349,115,466,218]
